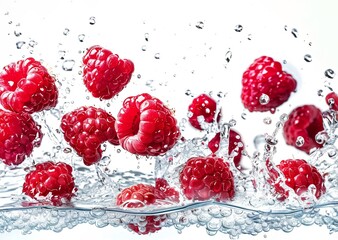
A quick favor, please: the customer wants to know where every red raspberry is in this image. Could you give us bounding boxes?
[270,159,325,200]
[283,105,324,154]
[22,161,76,205]
[116,183,166,235]
[60,106,119,166]
[0,57,58,113]
[0,109,42,166]
[188,94,219,130]
[179,156,235,201]
[155,178,180,203]
[241,56,297,113]
[115,93,181,156]
[207,129,244,168]
[325,92,338,111]
[82,45,134,99]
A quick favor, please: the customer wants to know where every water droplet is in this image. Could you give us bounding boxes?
[283,60,287,64]
[14,30,21,37]
[89,16,96,25]
[195,21,204,29]
[144,33,149,41]
[145,79,154,86]
[224,50,232,68]
[263,117,272,125]
[154,53,160,59]
[247,34,252,40]
[16,41,25,49]
[137,74,141,79]
[284,25,288,31]
[291,28,298,38]
[296,136,304,147]
[217,91,226,98]
[309,42,312,46]
[234,24,243,32]
[317,89,323,97]
[141,45,147,51]
[325,69,335,79]
[63,28,70,35]
[241,113,247,120]
[304,54,312,62]
[78,34,85,42]
[229,119,236,127]
[63,147,72,153]
[185,89,191,96]
[65,87,71,94]
[58,50,66,60]
[62,60,75,71]
[259,94,270,105]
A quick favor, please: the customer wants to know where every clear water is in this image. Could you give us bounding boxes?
[1,3,338,239]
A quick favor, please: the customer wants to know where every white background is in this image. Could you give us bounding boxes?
[1,0,338,239]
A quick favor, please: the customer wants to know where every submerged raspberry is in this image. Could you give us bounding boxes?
[0,109,42,166]
[60,106,119,166]
[0,57,58,113]
[22,161,76,205]
[179,156,235,201]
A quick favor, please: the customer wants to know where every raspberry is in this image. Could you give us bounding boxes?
[270,159,325,200]
[325,92,338,111]
[207,129,244,167]
[0,109,42,166]
[60,106,119,166]
[22,161,76,205]
[116,183,166,235]
[115,93,181,156]
[82,45,134,99]
[188,93,219,130]
[179,156,235,201]
[283,105,324,154]
[241,56,297,113]
[0,57,58,113]
[155,178,180,203]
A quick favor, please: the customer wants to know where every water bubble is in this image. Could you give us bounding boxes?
[28,40,37,47]
[195,21,204,29]
[259,94,270,105]
[63,28,70,35]
[16,41,25,49]
[247,34,252,40]
[263,117,272,125]
[304,54,312,62]
[325,69,335,79]
[229,119,237,127]
[145,79,154,86]
[295,136,304,147]
[217,91,226,98]
[63,147,72,153]
[283,60,287,64]
[284,25,288,31]
[89,16,96,25]
[62,60,75,71]
[291,28,298,38]
[224,50,232,68]
[241,113,247,120]
[144,33,149,41]
[185,89,192,96]
[234,24,243,32]
[137,74,141,79]
[154,53,160,59]
[78,34,85,42]
[141,45,147,51]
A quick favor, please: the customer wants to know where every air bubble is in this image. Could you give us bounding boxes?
[241,113,247,120]
[325,69,335,79]
[247,34,252,40]
[234,24,243,32]
[62,60,75,71]
[185,89,192,96]
[195,21,204,29]
[154,53,160,59]
[317,89,323,97]
[259,94,270,105]
[89,16,96,25]
[14,30,21,37]
[304,54,312,62]
[137,74,141,79]
[58,50,66,60]
[141,45,147,51]
[229,119,237,127]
